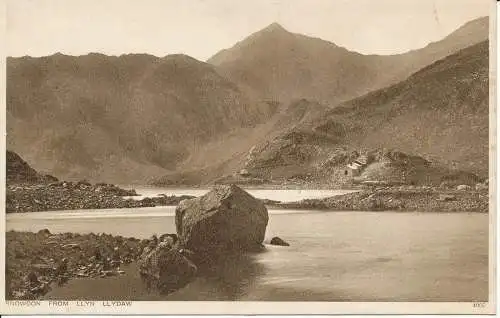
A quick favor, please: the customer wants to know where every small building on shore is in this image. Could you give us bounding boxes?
[238,169,251,177]
[356,155,369,165]
[345,155,370,179]
[346,162,363,177]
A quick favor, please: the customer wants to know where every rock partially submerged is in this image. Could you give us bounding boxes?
[138,241,197,295]
[175,184,269,255]
[270,236,290,246]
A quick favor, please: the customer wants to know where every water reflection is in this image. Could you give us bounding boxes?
[166,250,267,301]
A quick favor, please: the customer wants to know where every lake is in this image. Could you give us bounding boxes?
[6,188,489,301]
[122,187,359,202]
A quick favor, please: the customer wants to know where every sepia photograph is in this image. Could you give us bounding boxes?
[1,0,496,315]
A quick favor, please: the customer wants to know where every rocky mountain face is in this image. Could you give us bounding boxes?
[242,40,489,186]
[6,150,58,185]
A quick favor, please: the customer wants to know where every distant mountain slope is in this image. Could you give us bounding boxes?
[152,98,329,185]
[7,54,276,183]
[243,40,489,184]
[209,17,488,105]
[385,16,489,87]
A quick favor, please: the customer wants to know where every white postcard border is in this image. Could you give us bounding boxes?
[0,0,497,315]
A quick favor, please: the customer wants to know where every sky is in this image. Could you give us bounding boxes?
[7,0,491,61]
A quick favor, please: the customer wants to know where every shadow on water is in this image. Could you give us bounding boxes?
[41,243,488,302]
[43,247,355,301]
[43,249,267,301]
[165,250,267,301]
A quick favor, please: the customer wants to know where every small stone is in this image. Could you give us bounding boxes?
[270,236,290,246]
[439,194,456,202]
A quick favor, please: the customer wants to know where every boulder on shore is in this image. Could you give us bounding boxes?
[175,184,269,254]
[138,244,197,295]
[37,229,51,237]
[270,236,290,246]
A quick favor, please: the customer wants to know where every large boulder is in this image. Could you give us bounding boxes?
[175,184,269,254]
[138,243,197,295]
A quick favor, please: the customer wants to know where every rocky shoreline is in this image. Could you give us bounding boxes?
[6,180,489,214]
[6,150,488,214]
[5,230,148,300]
[6,181,195,213]
[270,186,489,213]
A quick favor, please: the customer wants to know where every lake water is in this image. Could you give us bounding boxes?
[122,187,358,202]
[6,189,489,302]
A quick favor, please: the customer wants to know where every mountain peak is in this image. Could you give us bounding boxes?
[262,22,288,33]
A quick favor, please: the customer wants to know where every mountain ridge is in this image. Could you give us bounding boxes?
[208,16,488,105]
[8,16,487,61]
[7,16,489,184]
